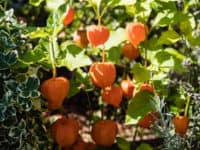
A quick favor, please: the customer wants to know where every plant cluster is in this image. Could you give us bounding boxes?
[0,0,199,149]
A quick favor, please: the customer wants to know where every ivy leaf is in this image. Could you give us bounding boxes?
[5,106,16,118]
[157,30,180,46]
[0,103,7,122]
[0,51,18,70]
[26,77,40,91]
[17,97,32,111]
[18,77,40,98]
[133,63,151,83]
[126,91,157,124]
[58,44,92,71]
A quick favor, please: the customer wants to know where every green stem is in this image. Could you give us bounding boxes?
[49,37,57,77]
[184,95,191,117]
[144,48,147,67]
[98,16,101,26]
[4,1,7,10]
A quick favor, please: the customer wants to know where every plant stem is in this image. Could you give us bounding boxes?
[184,95,191,116]
[102,47,105,62]
[4,1,7,10]
[101,104,104,120]
[144,48,147,67]
[49,37,57,77]
[97,15,101,26]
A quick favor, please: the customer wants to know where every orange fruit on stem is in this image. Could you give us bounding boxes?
[62,7,75,26]
[51,117,80,148]
[87,25,109,47]
[70,137,87,150]
[73,29,89,48]
[40,77,70,110]
[126,22,148,48]
[89,62,116,88]
[120,78,135,99]
[139,83,155,93]
[122,43,140,60]
[173,115,189,136]
[102,85,123,107]
[138,112,160,128]
[91,120,118,147]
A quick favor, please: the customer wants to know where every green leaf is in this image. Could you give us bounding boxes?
[150,0,176,12]
[19,38,50,67]
[151,49,187,72]
[118,0,136,5]
[27,27,53,39]
[0,51,18,70]
[165,48,186,61]
[58,44,92,71]
[152,10,174,27]
[17,97,32,111]
[26,77,40,91]
[20,48,47,64]
[117,137,131,150]
[29,0,45,6]
[126,1,151,22]
[0,103,7,122]
[133,63,151,83]
[126,91,157,123]
[136,143,153,150]
[45,0,66,10]
[180,21,192,35]
[157,30,180,46]
[107,47,122,64]
[105,28,127,49]
[68,69,92,98]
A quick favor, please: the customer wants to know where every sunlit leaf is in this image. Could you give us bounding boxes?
[29,0,45,6]
[157,30,180,45]
[126,91,157,123]
[133,63,151,83]
[58,44,92,71]
[105,28,127,49]
[107,46,122,64]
